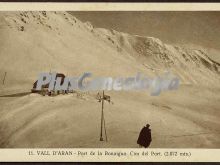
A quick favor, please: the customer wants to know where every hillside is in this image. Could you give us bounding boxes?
[95,28,220,85]
[0,11,220,91]
[0,11,148,94]
[0,11,220,148]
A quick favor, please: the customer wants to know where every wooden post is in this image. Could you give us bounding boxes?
[103,115,108,142]
[2,72,7,85]
[100,90,104,141]
[99,90,109,142]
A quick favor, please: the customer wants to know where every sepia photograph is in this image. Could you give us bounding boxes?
[0,10,220,149]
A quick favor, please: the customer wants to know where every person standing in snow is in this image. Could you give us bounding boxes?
[137,124,152,148]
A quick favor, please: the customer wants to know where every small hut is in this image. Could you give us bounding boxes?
[31,73,66,96]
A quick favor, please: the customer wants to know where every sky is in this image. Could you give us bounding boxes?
[70,11,220,61]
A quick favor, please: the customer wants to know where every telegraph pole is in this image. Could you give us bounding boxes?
[99,90,110,142]
[100,90,104,141]
[103,114,108,142]
[2,72,7,85]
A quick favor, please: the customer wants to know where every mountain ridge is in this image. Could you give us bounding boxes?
[0,11,219,91]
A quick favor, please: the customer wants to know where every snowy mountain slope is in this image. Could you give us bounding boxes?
[95,28,220,85]
[0,11,220,148]
[0,11,148,93]
[0,11,219,92]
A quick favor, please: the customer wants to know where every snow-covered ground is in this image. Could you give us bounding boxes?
[0,11,219,148]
